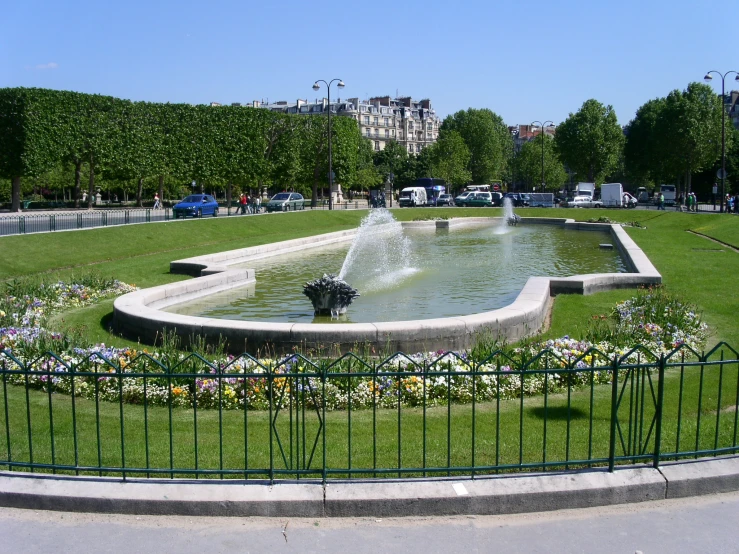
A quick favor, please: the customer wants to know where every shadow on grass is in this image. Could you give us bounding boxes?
[528,406,588,420]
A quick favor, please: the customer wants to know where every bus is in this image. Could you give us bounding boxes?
[659,184,676,205]
[415,178,446,205]
[466,184,490,193]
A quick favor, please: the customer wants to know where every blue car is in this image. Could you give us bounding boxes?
[173,194,219,218]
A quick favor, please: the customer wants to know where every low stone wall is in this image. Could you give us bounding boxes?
[113,218,661,354]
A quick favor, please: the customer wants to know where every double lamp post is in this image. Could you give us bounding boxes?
[704,70,739,213]
[312,78,345,210]
[531,120,554,192]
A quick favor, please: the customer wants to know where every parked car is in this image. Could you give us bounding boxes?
[173,194,219,218]
[266,192,305,212]
[454,191,474,204]
[457,192,494,207]
[568,195,603,208]
[503,193,529,207]
[436,193,455,206]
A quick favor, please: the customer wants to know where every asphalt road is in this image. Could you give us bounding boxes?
[2,491,738,553]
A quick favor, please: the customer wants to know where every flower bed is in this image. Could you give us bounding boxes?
[1,280,708,412]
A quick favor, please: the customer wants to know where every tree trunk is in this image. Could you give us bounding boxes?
[73,160,82,208]
[87,156,95,210]
[10,176,21,212]
[136,177,144,207]
[158,175,165,206]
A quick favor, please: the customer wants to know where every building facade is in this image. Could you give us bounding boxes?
[252,95,441,153]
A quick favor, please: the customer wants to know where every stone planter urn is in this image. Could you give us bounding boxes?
[303,274,360,316]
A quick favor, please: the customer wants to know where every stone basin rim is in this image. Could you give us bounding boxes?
[113,217,662,354]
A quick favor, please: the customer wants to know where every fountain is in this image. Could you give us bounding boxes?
[503,197,521,226]
[302,209,412,316]
[338,208,414,291]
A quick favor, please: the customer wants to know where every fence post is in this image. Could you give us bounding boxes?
[146,209,151,223]
[19,216,25,235]
[608,354,619,472]
[50,215,56,232]
[653,353,666,468]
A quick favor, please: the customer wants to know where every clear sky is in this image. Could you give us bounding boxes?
[2,0,736,127]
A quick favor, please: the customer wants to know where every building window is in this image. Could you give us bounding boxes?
[373,116,379,125]
[365,128,371,137]
[364,116,370,125]
[416,144,421,152]
[384,117,389,127]
[385,129,390,138]
[375,141,380,151]
[392,130,395,136]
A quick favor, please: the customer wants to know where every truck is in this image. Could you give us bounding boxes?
[575,182,596,199]
[398,187,427,207]
[659,184,676,206]
[600,183,624,207]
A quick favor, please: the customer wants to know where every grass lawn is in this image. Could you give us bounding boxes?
[1,207,738,476]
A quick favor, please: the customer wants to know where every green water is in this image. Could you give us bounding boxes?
[166,224,627,323]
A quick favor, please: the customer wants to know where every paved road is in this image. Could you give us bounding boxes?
[2,491,738,553]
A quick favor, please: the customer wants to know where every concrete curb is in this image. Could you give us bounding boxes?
[1,457,736,517]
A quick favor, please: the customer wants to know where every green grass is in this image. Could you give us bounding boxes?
[1,207,738,476]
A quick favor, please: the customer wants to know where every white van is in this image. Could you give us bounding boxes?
[398,187,427,207]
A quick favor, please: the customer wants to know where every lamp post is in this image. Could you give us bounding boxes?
[312,78,345,210]
[531,120,554,192]
[510,127,519,192]
[704,70,739,213]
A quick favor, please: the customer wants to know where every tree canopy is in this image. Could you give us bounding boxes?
[554,99,624,183]
[440,108,511,184]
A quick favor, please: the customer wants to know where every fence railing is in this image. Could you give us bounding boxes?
[1,344,737,482]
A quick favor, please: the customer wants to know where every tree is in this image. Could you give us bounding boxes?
[624,98,669,186]
[657,82,724,194]
[516,134,567,192]
[555,99,624,183]
[428,131,471,187]
[440,108,511,184]
[373,139,408,182]
[350,138,381,195]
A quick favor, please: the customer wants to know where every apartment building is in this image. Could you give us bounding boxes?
[253,95,441,153]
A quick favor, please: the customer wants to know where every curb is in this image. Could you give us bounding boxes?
[0,457,737,517]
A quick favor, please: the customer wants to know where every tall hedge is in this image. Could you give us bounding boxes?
[0,88,364,211]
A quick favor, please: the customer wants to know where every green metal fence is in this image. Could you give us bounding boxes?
[1,343,737,482]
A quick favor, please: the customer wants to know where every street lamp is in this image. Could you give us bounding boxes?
[531,120,554,193]
[312,78,345,210]
[510,127,519,192]
[704,70,739,213]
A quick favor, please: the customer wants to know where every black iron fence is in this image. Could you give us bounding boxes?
[0,344,737,482]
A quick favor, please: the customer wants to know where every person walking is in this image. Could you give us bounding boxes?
[153,193,161,210]
[239,193,247,215]
[658,192,665,210]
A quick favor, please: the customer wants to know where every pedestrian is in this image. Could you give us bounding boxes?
[658,192,665,210]
[734,194,739,214]
[153,193,160,210]
[254,195,261,214]
[240,193,247,214]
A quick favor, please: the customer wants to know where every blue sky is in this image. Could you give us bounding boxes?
[2,0,736,126]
